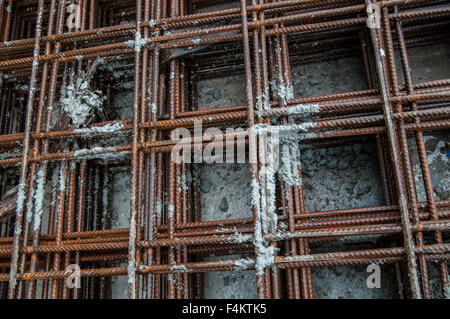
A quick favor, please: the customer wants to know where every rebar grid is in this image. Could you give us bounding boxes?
[0,0,449,299]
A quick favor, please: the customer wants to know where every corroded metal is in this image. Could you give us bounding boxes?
[0,0,449,299]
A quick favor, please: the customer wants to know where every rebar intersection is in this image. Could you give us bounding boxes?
[0,0,449,299]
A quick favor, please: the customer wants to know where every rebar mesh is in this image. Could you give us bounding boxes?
[0,0,449,299]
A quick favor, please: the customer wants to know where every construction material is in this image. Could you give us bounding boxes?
[0,0,449,299]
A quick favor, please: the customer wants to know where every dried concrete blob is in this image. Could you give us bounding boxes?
[256,88,271,116]
[270,73,294,104]
[278,131,303,187]
[60,77,105,127]
[126,32,150,52]
[32,166,46,232]
[74,122,125,136]
[229,227,252,244]
[73,146,129,162]
[234,258,255,271]
[169,265,192,273]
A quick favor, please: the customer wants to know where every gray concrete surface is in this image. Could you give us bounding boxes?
[104,32,450,299]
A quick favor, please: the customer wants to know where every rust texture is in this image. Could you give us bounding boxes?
[0,0,449,299]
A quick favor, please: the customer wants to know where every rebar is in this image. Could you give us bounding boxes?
[0,0,449,299]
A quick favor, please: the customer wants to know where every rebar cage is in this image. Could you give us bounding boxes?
[0,0,449,299]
